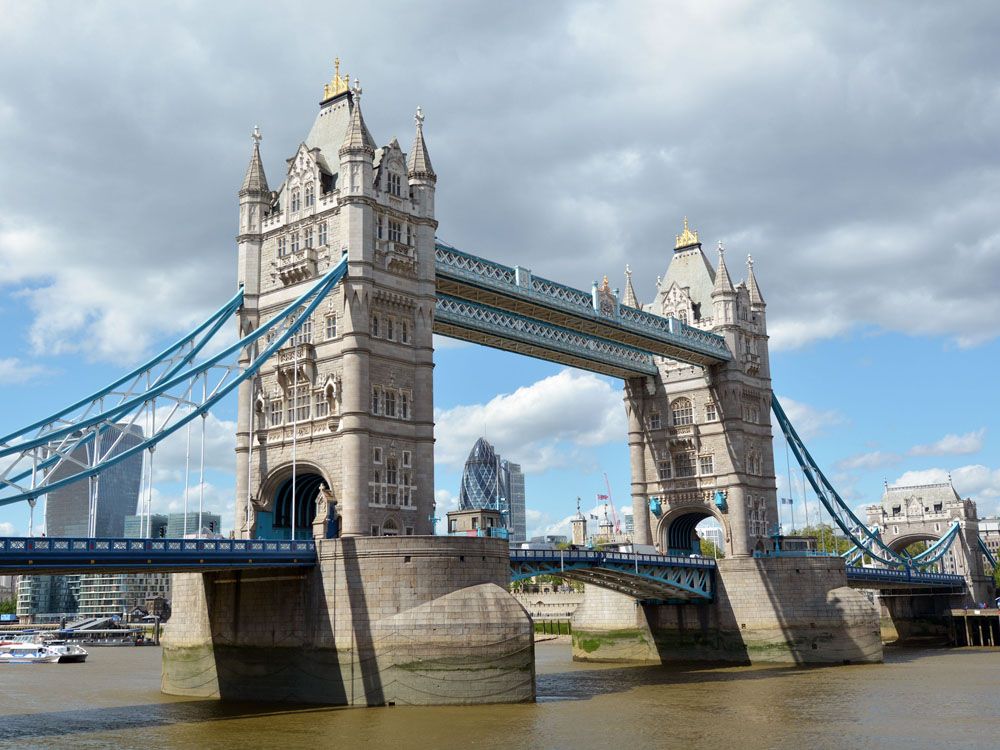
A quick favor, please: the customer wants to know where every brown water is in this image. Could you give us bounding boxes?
[1,642,998,749]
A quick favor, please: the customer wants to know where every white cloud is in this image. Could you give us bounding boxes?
[891,464,1000,509]
[836,451,901,471]
[0,522,15,536]
[776,395,846,440]
[434,369,626,474]
[0,357,51,384]
[433,488,459,535]
[909,428,986,457]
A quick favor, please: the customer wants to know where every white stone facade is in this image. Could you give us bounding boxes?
[234,76,437,539]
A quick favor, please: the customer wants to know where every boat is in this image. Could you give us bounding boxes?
[0,643,61,664]
[44,641,89,663]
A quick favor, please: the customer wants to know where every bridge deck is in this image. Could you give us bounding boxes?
[434,243,731,370]
[845,565,965,592]
[0,536,317,575]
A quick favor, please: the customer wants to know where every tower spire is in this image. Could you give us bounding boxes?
[339,80,376,157]
[407,105,436,182]
[747,254,765,306]
[622,264,640,308]
[712,241,735,296]
[239,125,269,196]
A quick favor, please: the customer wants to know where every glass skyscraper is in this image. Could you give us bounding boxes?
[458,438,526,541]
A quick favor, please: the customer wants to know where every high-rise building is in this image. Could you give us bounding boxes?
[44,424,144,538]
[458,438,526,540]
[166,512,221,539]
[124,514,168,539]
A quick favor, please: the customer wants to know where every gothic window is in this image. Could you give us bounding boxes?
[318,221,327,246]
[406,224,412,245]
[699,455,714,475]
[291,231,300,254]
[705,402,717,422]
[399,391,410,420]
[291,319,312,346]
[388,220,402,243]
[657,457,672,480]
[305,184,315,207]
[678,310,688,325]
[377,216,384,239]
[387,173,402,197]
[371,386,382,415]
[372,314,380,337]
[386,458,398,486]
[373,447,382,464]
[384,389,396,418]
[382,518,399,536]
[744,448,762,476]
[286,385,310,423]
[400,320,410,344]
[314,396,329,418]
[386,317,395,341]
[671,398,693,426]
[402,450,412,468]
[291,190,301,213]
[269,400,282,427]
[325,314,337,340]
[304,226,314,248]
[674,452,696,478]
[277,235,288,257]
[648,412,661,430]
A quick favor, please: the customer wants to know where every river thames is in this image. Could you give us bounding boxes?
[1,641,998,749]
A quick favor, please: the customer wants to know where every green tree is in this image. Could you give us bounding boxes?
[795,523,854,555]
[0,598,15,615]
[700,538,725,559]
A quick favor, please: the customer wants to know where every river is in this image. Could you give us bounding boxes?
[1,641,998,749]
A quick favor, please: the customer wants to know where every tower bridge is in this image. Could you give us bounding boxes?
[0,66,992,705]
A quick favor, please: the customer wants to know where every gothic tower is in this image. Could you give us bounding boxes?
[234,64,437,539]
[624,219,778,557]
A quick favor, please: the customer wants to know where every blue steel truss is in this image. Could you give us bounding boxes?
[845,565,965,590]
[0,536,316,574]
[434,242,731,366]
[0,254,349,508]
[435,294,657,378]
[509,548,715,602]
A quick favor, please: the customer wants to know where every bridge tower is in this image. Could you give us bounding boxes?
[867,481,994,605]
[626,221,777,557]
[234,70,437,540]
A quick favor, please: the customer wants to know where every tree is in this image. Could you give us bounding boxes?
[794,523,853,555]
[0,598,15,615]
[700,538,725,559]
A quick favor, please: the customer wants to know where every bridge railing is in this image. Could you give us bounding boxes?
[845,565,964,587]
[509,548,717,570]
[0,536,316,556]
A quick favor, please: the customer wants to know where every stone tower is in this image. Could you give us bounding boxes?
[234,66,438,539]
[625,219,778,557]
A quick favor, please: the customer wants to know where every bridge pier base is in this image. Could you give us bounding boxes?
[161,537,534,706]
[571,557,882,665]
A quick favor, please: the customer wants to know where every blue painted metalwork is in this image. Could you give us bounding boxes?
[902,522,960,566]
[435,294,658,376]
[713,490,728,512]
[434,242,731,363]
[509,548,715,601]
[0,255,349,507]
[0,536,316,574]
[649,497,662,516]
[845,565,965,589]
[978,536,997,570]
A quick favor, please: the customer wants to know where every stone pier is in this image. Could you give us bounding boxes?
[571,557,882,665]
[162,536,534,705]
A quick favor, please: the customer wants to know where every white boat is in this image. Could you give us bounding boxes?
[45,641,89,663]
[0,643,61,664]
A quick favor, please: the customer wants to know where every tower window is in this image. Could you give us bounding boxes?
[371,386,382,415]
[277,235,288,257]
[388,221,402,243]
[291,190,301,213]
[304,227,314,248]
[384,389,397,418]
[648,412,661,430]
[305,184,315,207]
[400,320,410,344]
[674,452,696,478]
[373,447,382,464]
[705,402,717,422]
[657,457,672,480]
[699,455,714,475]
[399,391,410,420]
[386,317,395,341]
[291,232,300,254]
[325,314,337,340]
[318,221,327,246]
[269,400,282,427]
[387,173,402,197]
[372,314,380,338]
[671,398,693,426]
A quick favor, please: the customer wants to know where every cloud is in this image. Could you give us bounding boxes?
[891,464,1000,508]
[776,396,846,440]
[909,428,986,457]
[835,451,901,472]
[434,369,626,473]
[0,522,15,536]
[433,488,459,535]
[0,357,52,384]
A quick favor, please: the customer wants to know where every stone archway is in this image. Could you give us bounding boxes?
[657,506,728,557]
[256,463,331,540]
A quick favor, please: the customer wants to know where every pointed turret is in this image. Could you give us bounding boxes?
[711,242,735,297]
[623,265,639,308]
[339,81,376,157]
[240,126,269,196]
[407,106,436,182]
[747,254,765,307]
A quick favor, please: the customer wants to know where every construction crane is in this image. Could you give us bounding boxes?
[597,473,621,535]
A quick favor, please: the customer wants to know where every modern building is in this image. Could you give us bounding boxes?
[980,518,1000,563]
[166,512,221,539]
[700,525,725,553]
[458,437,526,541]
[44,424,144,538]
[124,514,168,539]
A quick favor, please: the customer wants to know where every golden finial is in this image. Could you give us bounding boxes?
[600,275,611,292]
[323,57,351,100]
[674,216,700,250]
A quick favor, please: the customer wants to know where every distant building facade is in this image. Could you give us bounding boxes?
[166,512,221,538]
[458,438,526,541]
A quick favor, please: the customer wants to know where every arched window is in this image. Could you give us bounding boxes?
[382,518,399,536]
[678,310,688,325]
[671,397,693,426]
[386,457,398,486]
[305,184,315,207]
[291,189,301,213]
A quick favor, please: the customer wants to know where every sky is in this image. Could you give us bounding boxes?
[0,1,998,540]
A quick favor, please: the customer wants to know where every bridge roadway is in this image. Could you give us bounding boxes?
[0,537,966,598]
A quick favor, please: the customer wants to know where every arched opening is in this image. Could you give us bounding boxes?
[381,518,399,537]
[270,472,325,540]
[660,508,723,557]
[887,532,951,573]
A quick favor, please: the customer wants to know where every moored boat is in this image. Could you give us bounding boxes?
[45,642,89,663]
[0,644,61,664]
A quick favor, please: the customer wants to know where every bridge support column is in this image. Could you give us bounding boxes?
[625,381,652,546]
[571,557,881,665]
[161,537,534,705]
